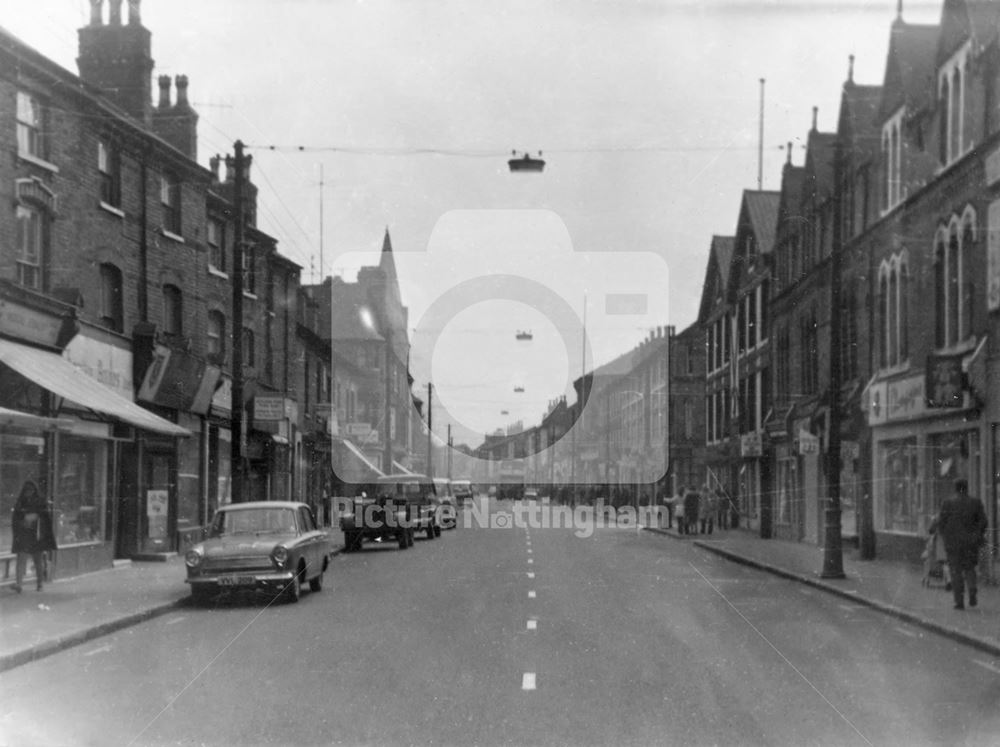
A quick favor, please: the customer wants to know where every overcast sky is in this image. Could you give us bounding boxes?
[7,0,944,446]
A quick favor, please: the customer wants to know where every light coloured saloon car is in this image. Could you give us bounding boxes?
[185,501,332,604]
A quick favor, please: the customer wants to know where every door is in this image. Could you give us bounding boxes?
[140,451,175,554]
[803,451,819,544]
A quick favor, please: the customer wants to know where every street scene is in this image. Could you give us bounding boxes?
[5,0,1000,744]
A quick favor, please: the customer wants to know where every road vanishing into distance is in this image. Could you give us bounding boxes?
[3,498,1000,746]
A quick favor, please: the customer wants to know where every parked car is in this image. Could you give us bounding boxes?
[524,488,539,501]
[452,479,474,504]
[433,478,458,529]
[184,501,332,604]
[340,473,439,551]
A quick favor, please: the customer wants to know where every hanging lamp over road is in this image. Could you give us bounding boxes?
[508,150,545,172]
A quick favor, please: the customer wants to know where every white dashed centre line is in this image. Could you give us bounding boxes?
[973,659,1000,675]
[894,626,918,638]
[527,548,532,554]
[528,590,536,598]
[522,672,536,690]
[527,619,537,630]
[527,572,535,579]
[528,558,533,564]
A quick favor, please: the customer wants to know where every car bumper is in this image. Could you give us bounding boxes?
[186,570,296,592]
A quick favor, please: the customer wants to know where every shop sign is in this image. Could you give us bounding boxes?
[886,375,927,421]
[346,422,372,437]
[63,334,133,401]
[866,381,888,426]
[138,345,213,413]
[253,396,286,421]
[211,377,232,416]
[740,432,763,457]
[989,200,1000,311]
[926,353,965,408]
[0,298,62,346]
[146,489,169,542]
[798,429,819,455]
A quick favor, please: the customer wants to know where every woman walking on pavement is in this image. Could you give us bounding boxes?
[10,480,57,592]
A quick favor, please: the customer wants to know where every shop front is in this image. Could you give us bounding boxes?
[866,368,985,562]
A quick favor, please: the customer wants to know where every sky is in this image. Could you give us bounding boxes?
[4,0,945,446]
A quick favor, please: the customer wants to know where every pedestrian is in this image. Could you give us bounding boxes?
[936,478,988,610]
[700,486,718,535]
[659,487,674,529]
[10,480,57,593]
[683,486,700,536]
[671,487,686,533]
[715,487,728,530]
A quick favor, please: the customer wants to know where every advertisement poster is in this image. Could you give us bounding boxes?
[146,489,169,540]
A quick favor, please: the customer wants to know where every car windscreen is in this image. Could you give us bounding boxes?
[210,507,297,536]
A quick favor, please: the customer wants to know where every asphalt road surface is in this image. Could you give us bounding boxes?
[3,498,1000,746]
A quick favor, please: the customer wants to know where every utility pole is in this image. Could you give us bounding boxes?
[447,424,453,480]
[426,382,433,479]
[821,127,846,579]
[383,328,392,475]
[231,140,247,503]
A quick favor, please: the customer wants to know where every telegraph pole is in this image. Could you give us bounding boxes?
[230,140,247,503]
[821,128,846,579]
[426,383,433,479]
[383,328,392,475]
[447,424,453,480]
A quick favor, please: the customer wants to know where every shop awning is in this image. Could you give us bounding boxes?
[0,339,190,437]
[392,460,415,475]
[340,438,384,479]
[0,406,58,430]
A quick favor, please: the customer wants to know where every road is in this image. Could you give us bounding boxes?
[3,498,1000,746]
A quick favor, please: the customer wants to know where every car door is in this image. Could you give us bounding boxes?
[297,506,320,575]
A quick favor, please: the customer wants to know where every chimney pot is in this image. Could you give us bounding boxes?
[89,0,103,25]
[174,74,189,107]
[127,0,141,25]
[157,75,171,109]
[109,0,123,25]
[812,106,818,131]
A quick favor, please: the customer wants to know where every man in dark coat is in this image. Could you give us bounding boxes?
[937,478,988,610]
[683,487,701,536]
[11,480,57,592]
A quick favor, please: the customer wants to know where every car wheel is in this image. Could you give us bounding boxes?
[397,530,408,549]
[406,528,415,547]
[285,568,302,603]
[433,523,442,538]
[309,570,324,592]
[426,523,436,540]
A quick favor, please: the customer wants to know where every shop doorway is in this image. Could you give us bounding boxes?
[140,450,175,554]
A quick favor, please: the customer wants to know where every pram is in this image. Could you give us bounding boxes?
[921,530,950,588]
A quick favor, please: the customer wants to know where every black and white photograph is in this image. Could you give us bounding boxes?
[3,0,1000,744]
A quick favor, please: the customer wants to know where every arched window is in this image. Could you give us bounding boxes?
[898,252,909,361]
[961,209,976,339]
[162,284,182,336]
[935,234,946,347]
[939,76,950,164]
[950,67,962,160]
[878,265,889,368]
[948,224,960,344]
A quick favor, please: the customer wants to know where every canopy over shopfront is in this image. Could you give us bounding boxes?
[335,437,385,484]
[0,339,190,437]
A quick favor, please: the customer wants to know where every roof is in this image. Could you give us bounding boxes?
[938,0,1000,64]
[805,131,838,200]
[881,21,939,118]
[697,235,735,323]
[743,191,781,254]
[839,83,883,158]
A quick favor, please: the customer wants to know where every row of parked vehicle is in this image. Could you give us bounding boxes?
[182,474,474,605]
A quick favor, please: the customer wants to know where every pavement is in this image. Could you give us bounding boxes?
[2,520,999,674]
[0,526,345,673]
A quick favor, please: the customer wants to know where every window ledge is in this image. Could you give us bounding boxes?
[934,338,977,357]
[99,201,125,218]
[208,266,229,280]
[18,152,59,173]
[876,359,911,379]
[243,291,258,300]
[161,228,185,244]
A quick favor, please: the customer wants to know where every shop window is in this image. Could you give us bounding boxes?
[0,433,48,554]
[877,437,919,534]
[55,435,108,546]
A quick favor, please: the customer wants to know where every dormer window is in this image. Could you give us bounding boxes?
[881,108,904,212]
[938,42,971,167]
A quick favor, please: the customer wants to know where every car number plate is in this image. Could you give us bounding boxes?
[218,575,255,586]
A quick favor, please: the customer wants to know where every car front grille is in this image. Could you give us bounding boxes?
[203,556,274,573]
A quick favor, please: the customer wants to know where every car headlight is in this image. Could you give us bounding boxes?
[272,545,289,568]
[185,548,203,569]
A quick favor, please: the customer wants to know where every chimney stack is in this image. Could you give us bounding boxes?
[89,0,102,25]
[108,0,122,25]
[175,75,190,109]
[157,75,171,109]
[128,0,142,25]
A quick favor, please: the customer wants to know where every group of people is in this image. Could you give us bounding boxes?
[926,478,988,610]
[662,485,734,535]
